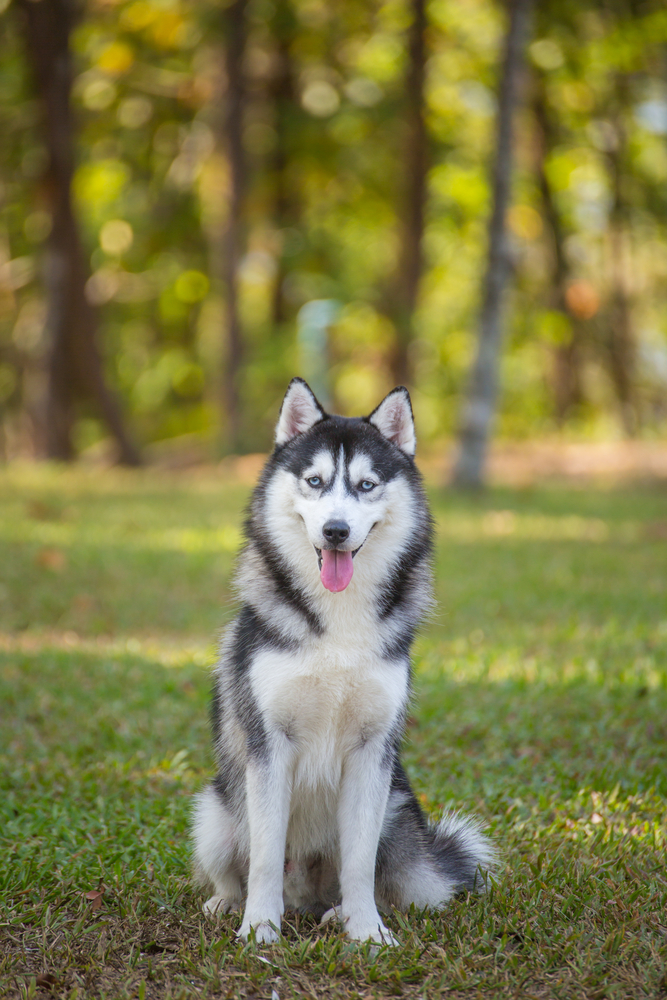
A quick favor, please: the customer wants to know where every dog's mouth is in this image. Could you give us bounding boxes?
[314,540,365,593]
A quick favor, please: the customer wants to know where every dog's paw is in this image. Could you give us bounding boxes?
[203,895,238,917]
[344,915,399,946]
[237,917,281,944]
[319,905,342,926]
[374,924,400,947]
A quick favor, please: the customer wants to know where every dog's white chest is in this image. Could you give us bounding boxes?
[249,643,407,765]
[249,642,407,859]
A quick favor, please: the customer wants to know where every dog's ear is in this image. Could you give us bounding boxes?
[275,378,326,446]
[367,386,416,456]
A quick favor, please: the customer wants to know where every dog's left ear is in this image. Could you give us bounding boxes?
[275,378,326,446]
[367,386,416,456]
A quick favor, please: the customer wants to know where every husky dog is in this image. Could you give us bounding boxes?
[192,379,493,945]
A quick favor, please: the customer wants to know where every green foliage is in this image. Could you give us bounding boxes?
[0,466,666,997]
[1,0,667,453]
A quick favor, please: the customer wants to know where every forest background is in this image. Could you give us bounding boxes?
[2,3,667,994]
[1,0,666,478]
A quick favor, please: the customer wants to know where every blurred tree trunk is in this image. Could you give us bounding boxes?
[269,0,298,329]
[451,0,532,488]
[606,80,638,436]
[533,81,584,424]
[389,0,428,388]
[220,0,247,453]
[17,0,140,466]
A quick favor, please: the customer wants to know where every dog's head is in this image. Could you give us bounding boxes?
[264,378,421,593]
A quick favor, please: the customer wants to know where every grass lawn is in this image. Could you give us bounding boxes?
[1,462,666,999]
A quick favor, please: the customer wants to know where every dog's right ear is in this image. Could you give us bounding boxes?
[275,378,326,446]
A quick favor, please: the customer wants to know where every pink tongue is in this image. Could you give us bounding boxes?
[320,549,354,592]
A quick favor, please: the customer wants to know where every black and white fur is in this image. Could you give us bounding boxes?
[192,378,494,945]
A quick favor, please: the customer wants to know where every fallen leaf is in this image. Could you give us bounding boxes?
[72,593,95,613]
[85,889,104,910]
[27,500,61,522]
[35,548,66,572]
[645,520,667,540]
[36,972,58,989]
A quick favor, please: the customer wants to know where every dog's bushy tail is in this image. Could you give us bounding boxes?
[429,811,497,893]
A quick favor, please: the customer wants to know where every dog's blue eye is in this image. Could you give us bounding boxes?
[359,481,375,492]
[306,476,321,487]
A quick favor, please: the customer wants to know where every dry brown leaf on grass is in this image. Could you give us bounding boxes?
[72,593,96,613]
[27,500,62,522]
[84,888,105,910]
[35,971,59,990]
[35,547,67,572]
[645,520,667,540]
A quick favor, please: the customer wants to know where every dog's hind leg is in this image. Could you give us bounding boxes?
[193,784,245,915]
[378,817,493,911]
[375,778,495,911]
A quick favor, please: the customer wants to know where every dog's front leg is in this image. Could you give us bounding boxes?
[238,751,291,944]
[338,745,397,945]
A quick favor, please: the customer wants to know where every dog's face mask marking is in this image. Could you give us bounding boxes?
[273,379,416,593]
[294,445,388,592]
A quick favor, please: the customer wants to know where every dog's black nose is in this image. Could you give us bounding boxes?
[322,520,350,546]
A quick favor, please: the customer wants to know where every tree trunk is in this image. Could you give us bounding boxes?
[533,80,584,424]
[269,0,298,329]
[451,0,532,488]
[17,0,140,466]
[606,81,638,436]
[390,0,428,388]
[220,0,247,453]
